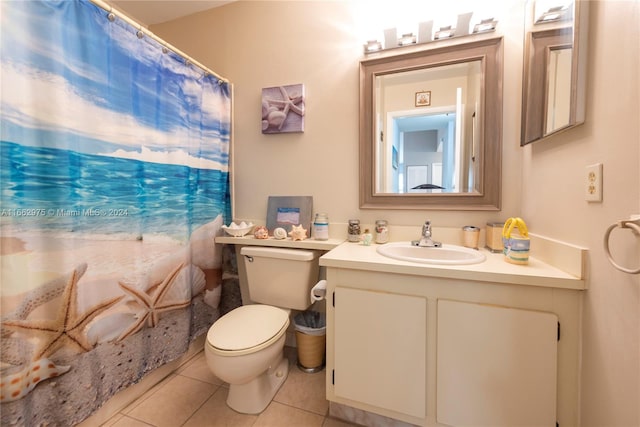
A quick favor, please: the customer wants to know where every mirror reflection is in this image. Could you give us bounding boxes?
[375,61,481,195]
[521,0,588,145]
[546,46,572,133]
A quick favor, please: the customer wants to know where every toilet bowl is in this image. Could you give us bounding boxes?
[205,304,290,414]
[204,246,322,414]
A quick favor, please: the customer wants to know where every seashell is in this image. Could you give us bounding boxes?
[253,226,269,239]
[148,215,224,289]
[86,310,135,345]
[155,264,195,305]
[288,224,308,241]
[273,227,287,240]
[221,220,254,237]
[189,265,207,297]
[204,286,222,309]
[267,110,286,128]
[190,215,224,268]
[0,358,71,402]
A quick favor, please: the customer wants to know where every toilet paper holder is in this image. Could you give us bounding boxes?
[310,280,327,303]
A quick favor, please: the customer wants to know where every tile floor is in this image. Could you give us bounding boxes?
[100,347,358,427]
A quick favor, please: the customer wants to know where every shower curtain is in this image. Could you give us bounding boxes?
[0,0,231,424]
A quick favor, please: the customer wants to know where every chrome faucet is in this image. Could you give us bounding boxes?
[413,220,442,247]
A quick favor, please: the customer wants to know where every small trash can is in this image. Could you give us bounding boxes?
[294,311,326,373]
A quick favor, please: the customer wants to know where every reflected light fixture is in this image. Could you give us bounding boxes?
[535,5,568,23]
[473,18,498,33]
[364,40,383,53]
[398,33,417,46]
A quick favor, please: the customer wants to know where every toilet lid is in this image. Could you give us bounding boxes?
[207,305,289,352]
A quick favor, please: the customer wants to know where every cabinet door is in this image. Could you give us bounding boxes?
[334,287,426,419]
[437,299,558,426]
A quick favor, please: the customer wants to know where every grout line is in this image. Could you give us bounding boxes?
[118,373,176,415]
[119,413,156,427]
[177,388,219,427]
[175,370,226,388]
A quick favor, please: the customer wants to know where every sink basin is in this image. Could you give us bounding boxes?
[376,242,486,265]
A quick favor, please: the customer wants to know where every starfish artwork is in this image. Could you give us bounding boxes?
[261,84,305,133]
[117,262,190,341]
[1,266,123,361]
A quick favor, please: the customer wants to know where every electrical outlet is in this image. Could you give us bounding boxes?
[585,163,603,202]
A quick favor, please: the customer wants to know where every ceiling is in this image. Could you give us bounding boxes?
[109,1,234,27]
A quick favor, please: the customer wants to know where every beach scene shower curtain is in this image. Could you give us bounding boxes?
[0,0,231,424]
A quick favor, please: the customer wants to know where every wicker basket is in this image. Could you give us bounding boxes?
[295,331,326,371]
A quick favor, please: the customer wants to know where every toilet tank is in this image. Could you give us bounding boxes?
[240,246,321,310]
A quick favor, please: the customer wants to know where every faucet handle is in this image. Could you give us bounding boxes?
[422,221,432,238]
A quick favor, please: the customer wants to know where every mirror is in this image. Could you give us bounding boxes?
[521,0,589,145]
[360,37,503,210]
[375,61,482,195]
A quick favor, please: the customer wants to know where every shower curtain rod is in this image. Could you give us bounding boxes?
[89,0,229,83]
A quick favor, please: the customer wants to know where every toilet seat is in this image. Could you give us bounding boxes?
[207,305,290,356]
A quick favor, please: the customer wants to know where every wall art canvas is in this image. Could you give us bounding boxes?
[261,84,305,134]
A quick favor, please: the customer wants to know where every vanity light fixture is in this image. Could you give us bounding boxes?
[473,18,498,33]
[398,33,417,46]
[434,26,455,40]
[417,21,434,43]
[364,40,383,53]
[455,12,473,36]
[363,13,498,55]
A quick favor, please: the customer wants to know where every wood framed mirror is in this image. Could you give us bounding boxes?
[360,37,503,210]
[521,0,589,145]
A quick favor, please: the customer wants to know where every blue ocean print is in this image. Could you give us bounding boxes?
[0,0,232,241]
[1,141,229,240]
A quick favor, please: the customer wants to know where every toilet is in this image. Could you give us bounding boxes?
[205,246,321,414]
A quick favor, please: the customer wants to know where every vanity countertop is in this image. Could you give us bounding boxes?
[320,241,586,291]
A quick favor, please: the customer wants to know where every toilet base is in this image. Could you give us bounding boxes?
[226,355,289,414]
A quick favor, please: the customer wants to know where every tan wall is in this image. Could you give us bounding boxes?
[521,2,640,425]
[151,1,523,227]
[152,1,639,425]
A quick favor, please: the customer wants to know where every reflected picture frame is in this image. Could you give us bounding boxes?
[415,90,431,107]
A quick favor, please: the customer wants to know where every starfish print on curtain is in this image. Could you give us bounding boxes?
[1,265,123,361]
[117,263,191,341]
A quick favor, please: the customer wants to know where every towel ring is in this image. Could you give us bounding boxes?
[603,219,640,274]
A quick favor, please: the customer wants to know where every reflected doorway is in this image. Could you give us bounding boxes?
[385,109,458,194]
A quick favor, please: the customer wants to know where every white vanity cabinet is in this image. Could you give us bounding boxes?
[436,300,558,426]
[334,287,427,419]
[322,243,585,427]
